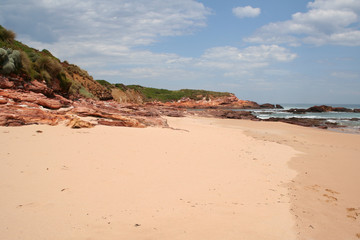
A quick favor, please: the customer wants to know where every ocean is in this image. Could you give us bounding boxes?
[248,104,360,132]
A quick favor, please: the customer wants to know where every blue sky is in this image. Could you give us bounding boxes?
[1,0,360,104]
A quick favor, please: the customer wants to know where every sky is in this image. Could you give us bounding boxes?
[1,0,360,104]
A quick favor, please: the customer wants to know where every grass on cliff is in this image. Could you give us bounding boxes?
[126,85,232,102]
[96,80,232,102]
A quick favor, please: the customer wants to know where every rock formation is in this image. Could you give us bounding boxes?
[287,105,359,113]
[0,75,173,128]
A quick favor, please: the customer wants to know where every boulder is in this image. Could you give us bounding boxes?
[332,107,353,112]
[260,103,275,109]
[98,119,145,128]
[306,105,333,112]
[67,118,94,128]
[0,76,15,89]
[287,108,307,114]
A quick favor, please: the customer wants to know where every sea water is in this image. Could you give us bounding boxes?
[243,104,360,131]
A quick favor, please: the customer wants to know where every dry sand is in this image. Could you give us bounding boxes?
[0,116,359,240]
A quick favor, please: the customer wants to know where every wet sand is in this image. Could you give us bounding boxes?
[0,116,359,239]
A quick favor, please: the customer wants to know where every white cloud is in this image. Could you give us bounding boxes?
[0,0,211,46]
[200,45,296,65]
[331,71,359,79]
[232,6,261,18]
[196,45,296,77]
[246,0,360,46]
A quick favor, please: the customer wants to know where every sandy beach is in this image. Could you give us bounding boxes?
[1,116,359,240]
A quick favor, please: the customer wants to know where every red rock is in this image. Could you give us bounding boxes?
[54,94,72,106]
[159,95,260,109]
[0,89,64,110]
[35,98,63,110]
[98,119,145,128]
[67,118,94,128]
[0,76,15,89]
[0,105,67,126]
[24,80,54,97]
[0,97,7,104]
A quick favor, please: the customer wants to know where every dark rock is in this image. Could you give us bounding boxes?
[199,110,257,120]
[264,117,339,128]
[306,105,333,112]
[260,103,275,109]
[332,107,353,112]
[287,108,307,114]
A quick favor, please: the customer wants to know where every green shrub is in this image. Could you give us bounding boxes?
[96,79,114,90]
[40,70,52,84]
[0,48,7,62]
[28,52,40,62]
[79,86,95,98]
[20,51,32,75]
[58,72,72,92]
[35,55,62,78]
[0,47,21,74]
[0,27,16,42]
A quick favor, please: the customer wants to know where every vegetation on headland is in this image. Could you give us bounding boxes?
[97,80,232,102]
[0,25,95,98]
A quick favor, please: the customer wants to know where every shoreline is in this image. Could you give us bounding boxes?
[1,117,359,239]
[215,118,360,239]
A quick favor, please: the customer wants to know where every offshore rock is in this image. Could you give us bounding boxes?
[287,105,357,113]
[264,117,339,129]
[190,109,257,120]
[307,105,335,112]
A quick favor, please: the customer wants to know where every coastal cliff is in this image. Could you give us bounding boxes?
[1,25,275,128]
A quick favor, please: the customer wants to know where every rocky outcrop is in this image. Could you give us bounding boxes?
[287,105,359,113]
[264,117,339,129]
[0,75,171,128]
[0,104,68,126]
[67,118,95,128]
[190,109,257,120]
[111,88,144,104]
[306,105,335,112]
[61,62,113,100]
[157,95,261,109]
[260,103,283,109]
[4,74,350,131]
[71,73,113,100]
